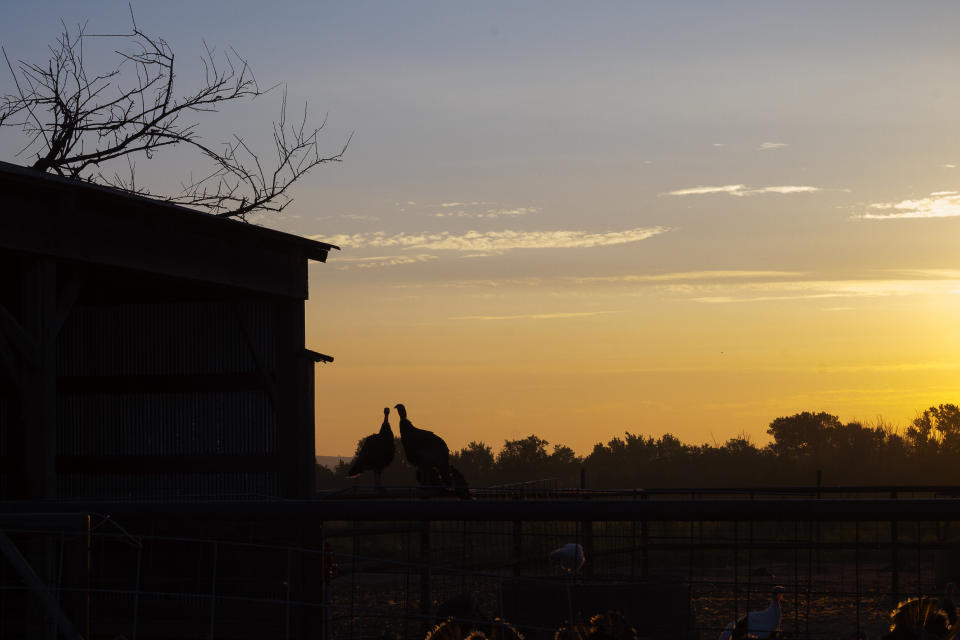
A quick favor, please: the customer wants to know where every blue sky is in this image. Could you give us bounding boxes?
[5,2,960,454]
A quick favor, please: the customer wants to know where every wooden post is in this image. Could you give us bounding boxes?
[275,298,312,498]
[1,257,59,500]
[512,519,522,577]
[420,521,432,638]
[7,257,59,638]
[640,491,649,577]
[581,468,593,577]
[891,490,900,605]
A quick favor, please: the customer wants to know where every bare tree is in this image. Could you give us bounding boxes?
[0,10,349,219]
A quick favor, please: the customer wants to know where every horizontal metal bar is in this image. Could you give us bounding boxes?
[0,498,957,522]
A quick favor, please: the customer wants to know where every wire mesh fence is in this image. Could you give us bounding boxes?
[0,486,958,639]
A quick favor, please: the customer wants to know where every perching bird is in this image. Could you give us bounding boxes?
[884,593,955,640]
[347,408,396,486]
[395,403,453,483]
[718,585,785,640]
[447,464,473,500]
[549,543,585,573]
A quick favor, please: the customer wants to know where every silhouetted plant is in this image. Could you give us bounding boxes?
[0,9,349,219]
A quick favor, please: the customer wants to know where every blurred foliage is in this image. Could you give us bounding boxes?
[317,403,960,489]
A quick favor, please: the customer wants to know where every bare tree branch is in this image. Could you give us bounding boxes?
[0,11,348,219]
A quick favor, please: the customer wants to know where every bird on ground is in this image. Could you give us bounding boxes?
[425,617,523,640]
[549,543,585,573]
[395,403,453,484]
[943,583,958,629]
[718,585,785,640]
[437,593,484,629]
[347,408,396,487]
[425,620,463,640]
[554,611,637,640]
[883,591,958,640]
[486,618,523,640]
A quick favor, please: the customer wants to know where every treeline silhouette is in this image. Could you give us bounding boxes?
[316,404,960,489]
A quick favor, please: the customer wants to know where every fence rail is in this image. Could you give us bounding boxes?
[1,486,959,639]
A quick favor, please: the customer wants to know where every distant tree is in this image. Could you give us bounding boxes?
[545,444,581,485]
[905,412,939,455]
[912,404,960,453]
[496,435,551,482]
[766,411,843,461]
[654,433,688,462]
[722,434,759,457]
[452,441,496,484]
[316,462,336,488]
[0,10,348,219]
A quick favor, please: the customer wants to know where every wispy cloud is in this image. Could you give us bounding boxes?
[813,361,960,374]
[663,184,821,197]
[759,142,789,151]
[860,192,960,220]
[395,277,546,289]
[688,278,960,303]
[332,254,438,269]
[449,311,617,321]
[322,227,669,252]
[439,201,496,208]
[435,206,538,219]
[392,270,801,290]
[568,270,805,285]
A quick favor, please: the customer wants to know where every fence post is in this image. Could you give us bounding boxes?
[132,542,142,640]
[285,547,292,640]
[512,491,522,577]
[581,468,593,577]
[640,490,649,577]
[855,520,861,637]
[891,490,899,606]
[815,470,822,574]
[420,521,432,639]
[209,542,218,640]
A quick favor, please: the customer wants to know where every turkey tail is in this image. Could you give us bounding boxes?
[488,617,523,640]
[425,619,462,640]
[448,465,473,500]
[347,459,362,478]
[888,597,952,640]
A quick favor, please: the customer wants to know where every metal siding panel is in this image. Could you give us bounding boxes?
[56,296,284,499]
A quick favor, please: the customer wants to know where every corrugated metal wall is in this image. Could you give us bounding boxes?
[56,298,284,499]
[57,299,276,376]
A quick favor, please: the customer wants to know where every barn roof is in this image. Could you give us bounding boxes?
[0,160,339,299]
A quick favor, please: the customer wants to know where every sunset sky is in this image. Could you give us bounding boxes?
[5,2,960,456]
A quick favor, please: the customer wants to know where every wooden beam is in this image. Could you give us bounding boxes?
[0,332,20,391]
[17,256,58,499]
[0,532,81,639]
[231,302,281,410]
[52,264,86,338]
[0,301,38,366]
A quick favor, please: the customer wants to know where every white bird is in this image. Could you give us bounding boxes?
[718,585,785,640]
[549,543,585,573]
